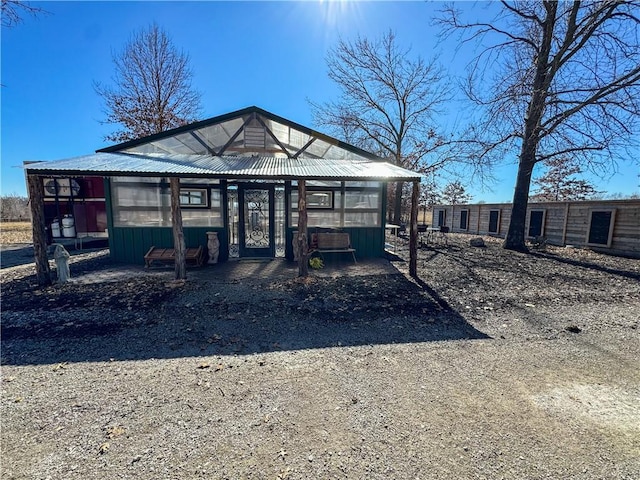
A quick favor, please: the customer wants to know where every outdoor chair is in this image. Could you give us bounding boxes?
[438,226,450,245]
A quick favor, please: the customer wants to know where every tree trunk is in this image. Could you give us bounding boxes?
[392,181,404,224]
[503,158,535,252]
[385,184,394,223]
[503,2,556,252]
[170,177,186,280]
[297,180,309,277]
[27,175,51,286]
[409,181,419,278]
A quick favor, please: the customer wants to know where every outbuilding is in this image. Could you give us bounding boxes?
[432,199,640,257]
[25,106,423,280]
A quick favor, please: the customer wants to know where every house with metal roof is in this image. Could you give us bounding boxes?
[25,106,423,280]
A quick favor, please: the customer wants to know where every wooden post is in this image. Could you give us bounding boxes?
[451,204,455,230]
[27,174,52,286]
[297,179,309,277]
[409,180,419,278]
[170,177,186,280]
[561,201,570,245]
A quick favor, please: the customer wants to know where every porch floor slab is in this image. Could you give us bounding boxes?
[62,256,403,286]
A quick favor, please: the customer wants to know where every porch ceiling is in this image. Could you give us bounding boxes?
[25,152,422,181]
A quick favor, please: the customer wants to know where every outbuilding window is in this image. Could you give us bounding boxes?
[528,210,546,237]
[307,190,334,209]
[289,181,382,227]
[459,209,469,231]
[110,177,222,227]
[180,188,209,208]
[488,209,501,234]
[586,210,616,247]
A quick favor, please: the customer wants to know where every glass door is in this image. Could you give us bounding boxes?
[239,185,275,257]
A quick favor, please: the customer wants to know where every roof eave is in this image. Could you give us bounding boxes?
[25,168,420,182]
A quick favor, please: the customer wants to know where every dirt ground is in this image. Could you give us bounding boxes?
[1,234,639,479]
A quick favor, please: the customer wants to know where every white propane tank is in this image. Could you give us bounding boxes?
[62,215,76,238]
[51,220,61,238]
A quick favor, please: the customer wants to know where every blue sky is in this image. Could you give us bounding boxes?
[2,1,639,200]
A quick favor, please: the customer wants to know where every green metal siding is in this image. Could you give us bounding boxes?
[109,227,227,265]
[285,227,384,260]
[347,227,385,258]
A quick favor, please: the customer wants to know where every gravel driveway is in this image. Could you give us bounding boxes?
[2,234,639,479]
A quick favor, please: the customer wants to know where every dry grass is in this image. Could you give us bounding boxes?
[0,221,32,244]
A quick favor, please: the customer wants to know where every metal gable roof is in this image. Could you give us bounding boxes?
[25,152,422,181]
[97,106,383,162]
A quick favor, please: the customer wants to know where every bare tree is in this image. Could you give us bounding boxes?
[0,193,30,221]
[1,0,47,28]
[310,30,452,224]
[95,23,202,143]
[441,180,472,205]
[439,1,640,251]
[419,174,442,211]
[531,157,600,201]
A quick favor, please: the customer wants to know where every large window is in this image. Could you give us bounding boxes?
[289,181,382,227]
[110,177,223,227]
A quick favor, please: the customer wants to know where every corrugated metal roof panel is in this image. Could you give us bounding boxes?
[24,152,422,181]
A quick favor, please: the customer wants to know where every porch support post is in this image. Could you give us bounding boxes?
[27,174,52,286]
[297,179,309,277]
[409,180,419,278]
[170,177,186,280]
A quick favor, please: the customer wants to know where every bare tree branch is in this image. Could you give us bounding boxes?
[1,0,48,28]
[95,23,202,143]
[438,0,640,251]
[310,30,453,223]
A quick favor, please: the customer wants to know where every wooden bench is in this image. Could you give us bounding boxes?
[144,246,204,268]
[310,232,357,263]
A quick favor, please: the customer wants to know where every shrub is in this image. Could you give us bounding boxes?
[308,257,324,269]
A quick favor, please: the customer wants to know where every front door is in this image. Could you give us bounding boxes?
[239,185,275,257]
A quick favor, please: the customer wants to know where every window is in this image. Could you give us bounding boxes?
[180,188,209,208]
[436,209,446,227]
[111,177,171,227]
[488,209,501,234]
[289,182,382,227]
[587,210,616,247]
[459,209,469,230]
[110,177,222,227]
[528,210,546,237]
[307,191,334,209]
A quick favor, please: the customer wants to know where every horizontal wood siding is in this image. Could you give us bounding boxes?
[434,199,639,257]
[499,208,511,236]
[564,204,590,246]
[606,204,639,256]
[110,227,226,265]
[473,207,509,236]
[521,204,565,244]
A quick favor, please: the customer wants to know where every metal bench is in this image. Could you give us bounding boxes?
[310,232,357,263]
